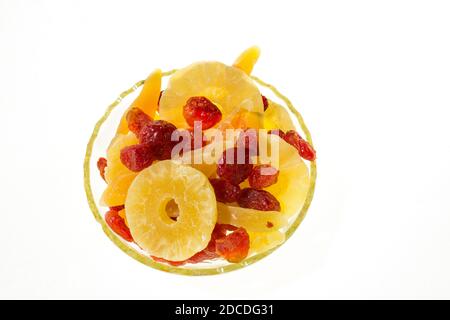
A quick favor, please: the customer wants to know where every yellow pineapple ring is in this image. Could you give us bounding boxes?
[233,46,261,75]
[217,203,288,232]
[125,160,217,261]
[159,61,264,128]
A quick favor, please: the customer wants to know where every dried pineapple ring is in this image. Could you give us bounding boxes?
[217,203,288,232]
[125,160,217,261]
[159,61,264,128]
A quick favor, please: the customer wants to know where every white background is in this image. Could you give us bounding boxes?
[1,0,449,299]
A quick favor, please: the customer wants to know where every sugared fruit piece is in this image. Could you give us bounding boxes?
[232,46,261,75]
[248,165,279,189]
[217,203,287,232]
[126,107,153,135]
[284,130,316,161]
[125,160,217,261]
[217,147,253,185]
[159,61,263,128]
[248,231,285,255]
[97,157,107,181]
[238,188,281,212]
[120,144,154,172]
[215,227,250,263]
[262,95,269,111]
[183,96,222,129]
[117,69,162,134]
[209,178,241,203]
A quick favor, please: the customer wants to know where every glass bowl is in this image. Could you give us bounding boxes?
[83,70,317,275]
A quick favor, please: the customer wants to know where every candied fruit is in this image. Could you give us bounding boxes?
[262,95,269,111]
[215,228,250,263]
[209,178,241,203]
[238,188,281,212]
[217,147,253,185]
[126,107,152,135]
[97,157,107,181]
[283,130,316,161]
[183,96,222,130]
[120,144,154,172]
[105,210,133,242]
[248,165,279,189]
[138,120,177,160]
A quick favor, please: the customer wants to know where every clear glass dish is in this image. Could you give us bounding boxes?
[83,70,317,275]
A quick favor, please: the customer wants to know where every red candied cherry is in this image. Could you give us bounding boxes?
[262,95,269,111]
[126,107,152,135]
[248,165,279,189]
[138,120,178,160]
[283,130,316,161]
[97,157,107,181]
[217,147,253,185]
[215,227,250,263]
[120,144,154,172]
[183,96,222,130]
[209,178,241,203]
[238,188,281,211]
[268,129,286,139]
[105,210,133,242]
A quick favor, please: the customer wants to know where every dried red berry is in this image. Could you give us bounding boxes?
[109,205,124,211]
[215,228,250,263]
[126,107,152,135]
[248,165,279,189]
[268,129,286,139]
[238,188,281,211]
[284,130,316,161]
[105,210,133,242]
[120,144,154,172]
[183,96,222,130]
[138,120,178,160]
[209,178,241,203]
[236,129,258,157]
[262,95,269,111]
[97,157,107,181]
[217,147,253,185]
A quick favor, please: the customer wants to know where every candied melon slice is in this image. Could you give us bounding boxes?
[159,61,264,128]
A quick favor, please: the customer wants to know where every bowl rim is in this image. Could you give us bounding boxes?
[83,69,317,276]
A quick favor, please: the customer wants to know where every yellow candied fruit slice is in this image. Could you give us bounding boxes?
[117,69,162,134]
[233,46,261,75]
[263,100,296,132]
